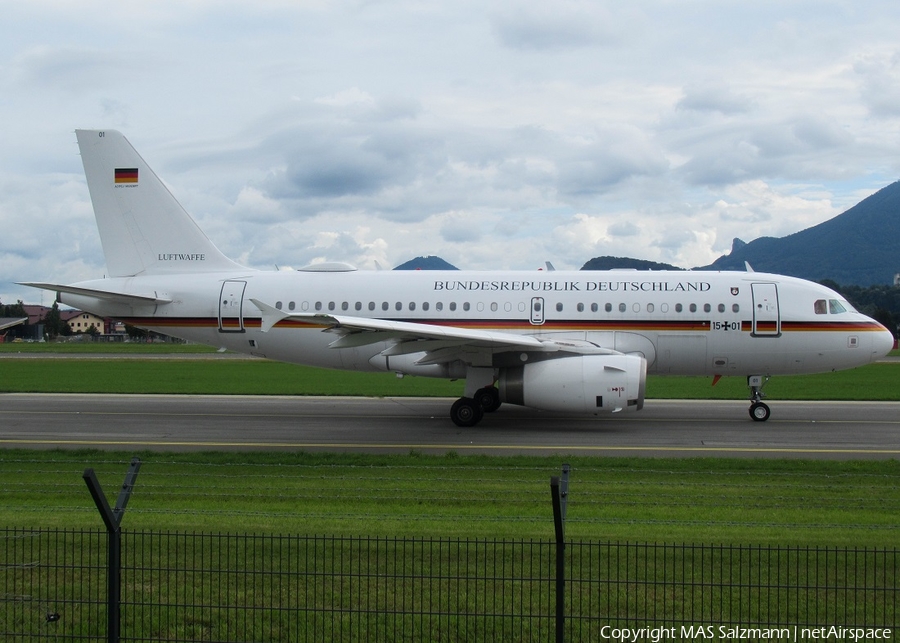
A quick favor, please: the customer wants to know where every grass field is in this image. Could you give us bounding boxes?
[1,342,898,548]
[1,449,898,547]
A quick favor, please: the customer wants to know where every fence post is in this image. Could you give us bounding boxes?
[550,463,570,643]
[83,457,142,643]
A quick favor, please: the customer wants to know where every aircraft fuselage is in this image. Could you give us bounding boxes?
[59,268,891,379]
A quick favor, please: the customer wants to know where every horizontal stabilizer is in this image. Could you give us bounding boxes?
[19,282,172,305]
[250,298,290,332]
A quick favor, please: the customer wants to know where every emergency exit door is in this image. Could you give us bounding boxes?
[530,297,545,325]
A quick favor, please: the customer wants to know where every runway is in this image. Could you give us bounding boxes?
[2,393,899,459]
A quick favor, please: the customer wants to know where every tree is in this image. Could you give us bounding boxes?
[42,302,65,339]
[1,299,26,318]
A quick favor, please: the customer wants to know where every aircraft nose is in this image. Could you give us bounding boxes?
[873,323,895,358]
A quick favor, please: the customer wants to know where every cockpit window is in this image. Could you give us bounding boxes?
[829,299,847,314]
[814,299,827,315]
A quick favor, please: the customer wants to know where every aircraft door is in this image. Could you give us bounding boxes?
[530,297,545,325]
[219,280,247,333]
[751,283,780,337]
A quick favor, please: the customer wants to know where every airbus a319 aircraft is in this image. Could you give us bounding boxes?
[23,130,894,426]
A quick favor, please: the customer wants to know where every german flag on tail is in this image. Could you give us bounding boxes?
[114,168,138,184]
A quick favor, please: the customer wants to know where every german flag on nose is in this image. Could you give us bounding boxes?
[115,168,139,184]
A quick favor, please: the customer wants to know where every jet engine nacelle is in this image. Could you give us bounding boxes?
[498,354,646,414]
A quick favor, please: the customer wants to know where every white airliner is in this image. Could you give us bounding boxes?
[23,130,894,426]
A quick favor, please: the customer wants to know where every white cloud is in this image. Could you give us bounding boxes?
[490,2,625,51]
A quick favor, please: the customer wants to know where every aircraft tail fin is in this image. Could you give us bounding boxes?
[76,129,243,277]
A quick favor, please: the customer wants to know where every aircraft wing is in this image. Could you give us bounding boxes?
[19,282,172,305]
[250,299,615,363]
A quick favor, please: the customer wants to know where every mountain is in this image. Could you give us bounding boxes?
[700,181,900,285]
[581,256,683,271]
[394,256,459,270]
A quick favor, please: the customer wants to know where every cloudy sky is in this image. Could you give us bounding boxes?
[3,0,900,305]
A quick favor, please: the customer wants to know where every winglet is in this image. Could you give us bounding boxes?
[250,299,289,333]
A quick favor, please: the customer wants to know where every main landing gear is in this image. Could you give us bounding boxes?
[748,375,771,422]
[450,386,501,427]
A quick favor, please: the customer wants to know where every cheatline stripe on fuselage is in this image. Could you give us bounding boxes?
[119,317,888,334]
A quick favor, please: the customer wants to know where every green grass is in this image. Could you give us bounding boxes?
[0,358,466,396]
[2,356,898,398]
[645,364,900,400]
[1,450,897,547]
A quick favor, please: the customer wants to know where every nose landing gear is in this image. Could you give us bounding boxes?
[748,375,771,422]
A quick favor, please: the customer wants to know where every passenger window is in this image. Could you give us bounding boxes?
[689,304,697,313]
[355,302,362,311]
[703,303,711,313]
[491,302,498,312]
[315,301,322,311]
[605,303,612,313]
[395,302,402,311]
[409,302,416,311]
[591,303,598,313]
[556,303,563,312]
[618,303,626,313]
[675,303,683,313]
[463,302,470,311]
[436,302,444,311]
[341,302,349,311]
[382,302,389,311]
[369,302,375,311]
[289,301,296,311]
[718,303,725,313]
[423,302,430,311]
[328,302,336,311]
[814,299,827,314]
[450,302,457,311]
[647,303,654,313]
[276,301,283,310]
[732,304,740,313]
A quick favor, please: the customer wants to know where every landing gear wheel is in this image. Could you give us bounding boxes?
[749,402,771,422]
[474,386,501,413]
[747,375,771,422]
[451,397,484,427]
